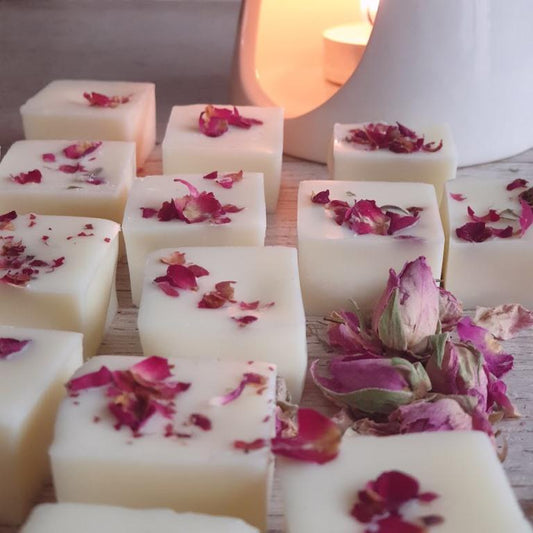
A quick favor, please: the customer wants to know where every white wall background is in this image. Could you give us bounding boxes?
[0,0,241,147]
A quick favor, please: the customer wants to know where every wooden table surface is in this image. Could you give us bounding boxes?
[3,145,533,531]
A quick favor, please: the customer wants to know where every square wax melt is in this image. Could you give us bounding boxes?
[122,173,266,306]
[0,213,120,356]
[444,176,533,308]
[162,104,283,212]
[0,326,82,525]
[50,356,276,531]
[21,503,259,533]
[20,80,155,165]
[279,430,532,533]
[0,140,135,224]
[138,246,307,400]
[297,180,445,314]
[329,122,458,203]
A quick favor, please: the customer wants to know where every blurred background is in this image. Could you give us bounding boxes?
[0,0,241,148]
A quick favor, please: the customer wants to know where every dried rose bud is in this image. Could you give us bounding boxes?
[311,355,430,415]
[372,257,440,354]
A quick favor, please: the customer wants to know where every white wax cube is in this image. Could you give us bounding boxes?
[123,173,266,306]
[50,356,276,531]
[445,176,533,308]
[280,430,531,533]
[21,503,259,533]
[329,123,458,203]
[0,326,82,525]
[0,213,120,356]
[138,246,307,400]
[0,140,135,224]
[20,80,156,165]
[162,104,283,212]
[297,180,445,314]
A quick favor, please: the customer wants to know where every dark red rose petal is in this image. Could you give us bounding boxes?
[190,413,212,431]
[450,192,466,202]
[311,189,330,204]
[233,438,267,452]
[63,141,102,159]
[83,92,130,108]
[456,222,493,242]
[10,169,42,184]
[232,315,258,327]
[0,338,30,359]
[42,153,56,163]
[507,178,528,191]
[141,207,157,219]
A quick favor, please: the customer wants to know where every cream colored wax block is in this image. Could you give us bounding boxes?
[21,503,259,533]
[329,123,458,203]
[445,176,533,308]
[0,140,135,224]
[297,180,444,314]
[0,326,82,525]
[20,80,155,165]
[122,173,266,306]
[280,430,532,533]
[0,213,119,356]
[50,356,276,532]
[138,246,307,400]
[162,104,283,212]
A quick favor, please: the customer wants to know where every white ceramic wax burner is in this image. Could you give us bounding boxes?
[232,0,533,166]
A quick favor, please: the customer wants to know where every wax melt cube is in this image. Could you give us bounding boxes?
[297,180,444,314]
[280,430,532,533]
[21,503,259,533]
[329,122,458,202]
[122,173,266,305]
[0,140,135,224]
[0,213,119,356]
[0,326,82,525]
[444,176,533,308]
[20,80,155,165]
[50,356,276,531]
[162,104,283,212]
[138,246,307,400]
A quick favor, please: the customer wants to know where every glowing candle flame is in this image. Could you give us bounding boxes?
[361,0,380,25]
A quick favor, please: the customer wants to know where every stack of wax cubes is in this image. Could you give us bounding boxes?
[0,79,529,533]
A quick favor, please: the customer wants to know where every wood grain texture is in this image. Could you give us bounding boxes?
[2,145,532,532]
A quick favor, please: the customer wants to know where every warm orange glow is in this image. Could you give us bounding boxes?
[361,0,380,25]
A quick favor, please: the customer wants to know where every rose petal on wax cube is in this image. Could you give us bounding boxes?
[0,213,119,356]
[162,104,283,212]
[328,122,457,203]
[138,246,307,400]
[20,80,155,165]
[50,356,277,531]
[0,140,135,224]
[297,180,444,314]
[279,430,532,532]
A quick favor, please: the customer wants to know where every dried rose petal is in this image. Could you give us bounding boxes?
[467,206,500,223]
[67,366,113,394]
[456,221,494,242]
[473,304,533,340]
[507,178,528,191]
[450,192,466,202]
[42,153,56,163]
[210,372,267,406]
[198,280,236,309]
[190,413,212,431]
[519,198,533,236]
[160,251,186,265]
[141,207,157,219]
[199,105,263,137]
[232,315,258,327]
[311,189,330,204]
[59,163,86,174]
[0,210,17,230]
[10,169,42,185]
[0,338,30,359]
[63,141,102,159]
[271,408,341,464]
[346,122,442,154]
[203,170,244,189]
[83,91,130,108]
[233,438,267,452]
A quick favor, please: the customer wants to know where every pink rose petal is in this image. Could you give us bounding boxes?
[10,169,42,184]
[83,92,130,108]
[42,153,56,163]
[63,141,102,159]
[507,178,528,191]
[210,372,267,406]
[450,192,466,202]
